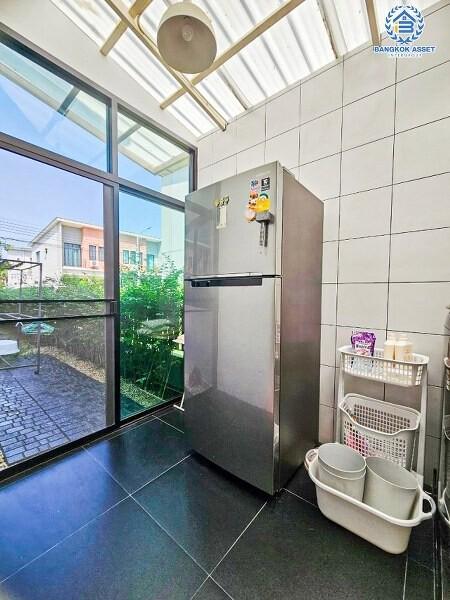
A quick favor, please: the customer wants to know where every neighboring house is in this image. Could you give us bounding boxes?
[29,218,161,284]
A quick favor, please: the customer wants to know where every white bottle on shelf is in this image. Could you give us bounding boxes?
[384,332,396,360]
[395,333,413,362]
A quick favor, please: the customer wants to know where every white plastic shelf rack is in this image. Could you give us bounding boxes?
[337,346,429,485]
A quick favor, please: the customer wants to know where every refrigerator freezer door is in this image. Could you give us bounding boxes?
[185,163,281,278]
[184,276,280,494]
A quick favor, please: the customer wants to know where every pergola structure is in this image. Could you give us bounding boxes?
[50,0,413,138]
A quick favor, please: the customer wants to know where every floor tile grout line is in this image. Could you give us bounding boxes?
[155,416,184,434]
[402,554,409,600]
[208,575,235,599]
[283,487,318,510]
[131,453,192,495]
[189,575,210,600]
[0,495,129,585]
[81,447,131,495]
[208,501,268,577]
[130,494,210,578]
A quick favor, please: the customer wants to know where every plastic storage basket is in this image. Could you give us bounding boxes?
[340,346,428,387]
[339,393,421,469]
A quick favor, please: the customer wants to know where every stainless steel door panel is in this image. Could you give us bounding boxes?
[185,163,280,278]
[184,277,278,494]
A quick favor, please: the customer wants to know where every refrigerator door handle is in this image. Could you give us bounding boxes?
[190,276,263,287]
[186,273,263,280]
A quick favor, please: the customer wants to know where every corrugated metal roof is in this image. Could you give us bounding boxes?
[50,0,438,137]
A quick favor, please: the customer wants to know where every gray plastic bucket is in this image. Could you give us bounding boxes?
[318,443,366,479]
[363,457,419,520]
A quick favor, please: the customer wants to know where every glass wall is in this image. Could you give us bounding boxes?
[0,40,108,170]
[118,108,190,201]
[119,191,184,419]
[0,149,114,471]
[0,28,193,470]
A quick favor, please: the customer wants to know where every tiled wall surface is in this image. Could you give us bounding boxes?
[197,2,450,484]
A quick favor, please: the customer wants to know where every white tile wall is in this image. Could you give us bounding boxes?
[337,284,388,329]
[323,198,339,242]
[339,187,391,239]
[301,62,343,123]
[396,61,450,133]
[236,143,265,174]
[392,173,450,233]
[338,236,390,283]
[390,229,450,282]
[388,282,450,335]
[397,4,450,81]
[343,46,396,105]
[321,284,337,325]
[341,137,394,195]
[342,87,395,151]
[394,117,450,183]
[298,153,341,200]
[265,128,299,169]
[266,87,300,138]
[299,109,342,164]
[196,2,450,482]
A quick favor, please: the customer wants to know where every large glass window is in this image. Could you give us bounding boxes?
[0,40,108,170]
[0,149,114,471]
[119,190,184,419]
[118,109,190,202]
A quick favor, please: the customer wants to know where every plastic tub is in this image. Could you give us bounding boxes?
[364,457,419,520]
[0,340,19,356]
[306,450,435,554]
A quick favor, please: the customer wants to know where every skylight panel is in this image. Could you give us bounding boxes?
[333,0,370,51]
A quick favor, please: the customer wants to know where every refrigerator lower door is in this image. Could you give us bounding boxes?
[184,276,280,494]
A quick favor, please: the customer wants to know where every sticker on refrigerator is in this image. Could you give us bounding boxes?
[255,192,271,213]
[215,196,229,229]
[261,176,271,192]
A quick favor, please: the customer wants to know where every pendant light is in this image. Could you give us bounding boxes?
[157,1,217,74]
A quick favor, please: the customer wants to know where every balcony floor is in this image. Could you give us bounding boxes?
[0,407,436,599]
[0,355,105,467]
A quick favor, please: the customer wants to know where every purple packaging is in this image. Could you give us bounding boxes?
[351,330,376,356]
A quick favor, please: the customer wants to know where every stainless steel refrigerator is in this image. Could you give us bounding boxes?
[184,162,323,495]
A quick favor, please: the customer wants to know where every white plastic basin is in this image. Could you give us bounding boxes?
[0,340,19,356]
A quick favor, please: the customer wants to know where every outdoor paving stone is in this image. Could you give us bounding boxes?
[0,356,106,468]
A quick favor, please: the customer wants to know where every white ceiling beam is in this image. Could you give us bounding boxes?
[160,0,306,110]
[103,0,227,131]
[100,0,154,55]
[316,0,347,58]
[365,0,381,46]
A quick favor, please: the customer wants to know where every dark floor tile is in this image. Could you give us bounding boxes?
[0,449,126,581]
[408,519,434,570]
[159,407,184,432]
[86,418,189,493]
[135,454,266,572]
[285,465,317,506]
[214,491,406,600]
[195,578,231,600]
[1,498,205,600]
[404,559,434,600]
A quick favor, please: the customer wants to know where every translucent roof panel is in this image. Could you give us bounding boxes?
[49,0,444,139]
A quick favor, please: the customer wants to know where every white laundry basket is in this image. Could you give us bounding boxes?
[339,394,420,469]
[305,450,435,554]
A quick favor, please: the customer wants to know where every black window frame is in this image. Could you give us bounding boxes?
[0,23,197,482]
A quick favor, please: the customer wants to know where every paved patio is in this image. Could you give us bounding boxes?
[0,356,106,468]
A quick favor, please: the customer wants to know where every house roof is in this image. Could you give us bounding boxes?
[31,217,161,244]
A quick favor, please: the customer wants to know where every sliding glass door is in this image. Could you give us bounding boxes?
[0,149,116,471]
[118,190,184,419]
